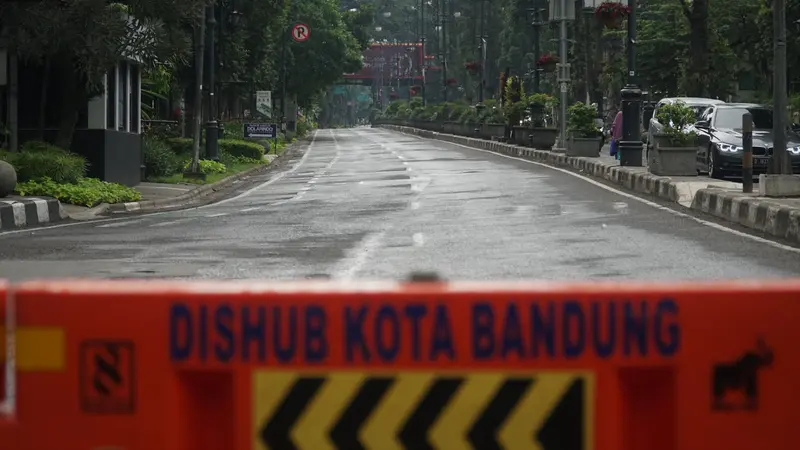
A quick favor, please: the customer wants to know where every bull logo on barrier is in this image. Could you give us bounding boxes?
[711,338,773,411]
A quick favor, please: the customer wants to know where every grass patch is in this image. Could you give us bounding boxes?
[148,162,263,185]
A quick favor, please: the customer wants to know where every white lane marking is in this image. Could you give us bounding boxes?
[194,130,319,210]
[331,231,387,281]
[411,201,421,210]
[0,131,321,237]
[150,218,194,227]
[412,232,425,246]
[96,219,145,228]
[240,207,260,212]
[404,131,800,254]
[206,213,228,218]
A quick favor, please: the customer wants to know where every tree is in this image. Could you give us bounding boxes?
[1,0,205,148]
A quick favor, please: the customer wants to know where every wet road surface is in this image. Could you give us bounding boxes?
[1,127,798,282]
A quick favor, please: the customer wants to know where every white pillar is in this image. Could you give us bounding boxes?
[87,74,107,129]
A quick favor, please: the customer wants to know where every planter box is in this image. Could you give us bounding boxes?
[567,136,602,157]
[443,122,460,134]
[530,128,558,150]
[650,144,698,176]
[481,123,505,140]
[512,127,531,146]
[648,134,698,176]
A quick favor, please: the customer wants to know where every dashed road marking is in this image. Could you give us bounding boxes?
[96,219,144,228]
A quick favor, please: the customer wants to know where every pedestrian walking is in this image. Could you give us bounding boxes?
[610,109,622,160]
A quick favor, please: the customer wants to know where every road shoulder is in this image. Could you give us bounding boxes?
[379,125,800,247]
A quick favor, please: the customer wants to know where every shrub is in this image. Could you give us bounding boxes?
[221,120,246,140]
[143,137,182,178]
[654,101,697,146]
[219,139,264,159]
[0,141,87,183]
[184,159,227,174]
[220,151,263,167]
[166,137,194,155]
[567,102,600,138]
[15,177,141,207]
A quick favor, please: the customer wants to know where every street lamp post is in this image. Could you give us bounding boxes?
[618,0,644,167]
[419,0,427,106]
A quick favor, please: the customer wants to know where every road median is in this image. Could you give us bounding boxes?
[380,124,800,246]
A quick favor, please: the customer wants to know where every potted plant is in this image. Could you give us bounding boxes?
[536,54,559,72]
[477,99,505,140]
[595,2,630,29]
[649,100,698,176]
[566,102,602,157]
[527,93,559,149]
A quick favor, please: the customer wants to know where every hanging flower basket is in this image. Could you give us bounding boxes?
[446,77,457,86]
[536,54,559,72]
[464,61,481,75]
[594,2,630,29]
[389,92,400,100]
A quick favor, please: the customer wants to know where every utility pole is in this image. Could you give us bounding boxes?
[619,0,644,166]
[550,0,573,151]
[420,0,427,106]
[204,2,219,161]
[477,0,486,104]
[771,0,790,174]
[440,0,448,102]
[530,0,542,94]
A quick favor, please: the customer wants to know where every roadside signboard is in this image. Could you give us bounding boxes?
[256,91,272,118]
[243,123,278,139]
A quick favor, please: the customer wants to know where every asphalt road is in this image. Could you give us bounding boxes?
[1,127,799,282]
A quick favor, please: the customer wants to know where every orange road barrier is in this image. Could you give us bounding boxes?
[0,279,798,450]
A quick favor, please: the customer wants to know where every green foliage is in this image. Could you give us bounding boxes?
[166,137,194,156]
[15,177,141,207]
[183,159,227,175]
[143,136,183,178]
[526,93,557,107]
[567,102,599,138]
[0,141,87,184]
[219,139,265,160]
[654,101,697,147]
[477,100,504,124]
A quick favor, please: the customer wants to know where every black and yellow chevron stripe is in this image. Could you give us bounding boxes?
[253,371,593,450]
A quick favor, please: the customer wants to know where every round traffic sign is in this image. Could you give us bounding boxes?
[292,23,310,42]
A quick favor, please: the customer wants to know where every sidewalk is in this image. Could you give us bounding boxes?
[61,182,196,220]
[383,125,800,246]
[66,153,282,219]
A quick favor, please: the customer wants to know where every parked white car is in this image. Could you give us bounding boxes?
[645,97,726,156]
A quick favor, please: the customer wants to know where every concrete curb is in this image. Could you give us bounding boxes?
[107,146,296,215]
[381,124,800,246]
[0,197,67,231]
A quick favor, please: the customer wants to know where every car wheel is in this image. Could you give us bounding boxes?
[708,146,722,179]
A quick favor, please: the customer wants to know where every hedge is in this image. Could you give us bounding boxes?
[0,140,87,184]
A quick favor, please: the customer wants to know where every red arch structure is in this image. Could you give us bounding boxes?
[342,43,425,87]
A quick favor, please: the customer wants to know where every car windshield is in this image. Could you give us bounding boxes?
[691,106,708,120]
[714,107,773,129]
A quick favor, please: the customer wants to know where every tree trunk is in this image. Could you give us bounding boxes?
[37,57,51,139]
[53,59,88,150]
[682,0,710,97]
[190,11,206,172]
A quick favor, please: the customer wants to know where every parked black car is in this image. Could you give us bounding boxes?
[694,104,800,178]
